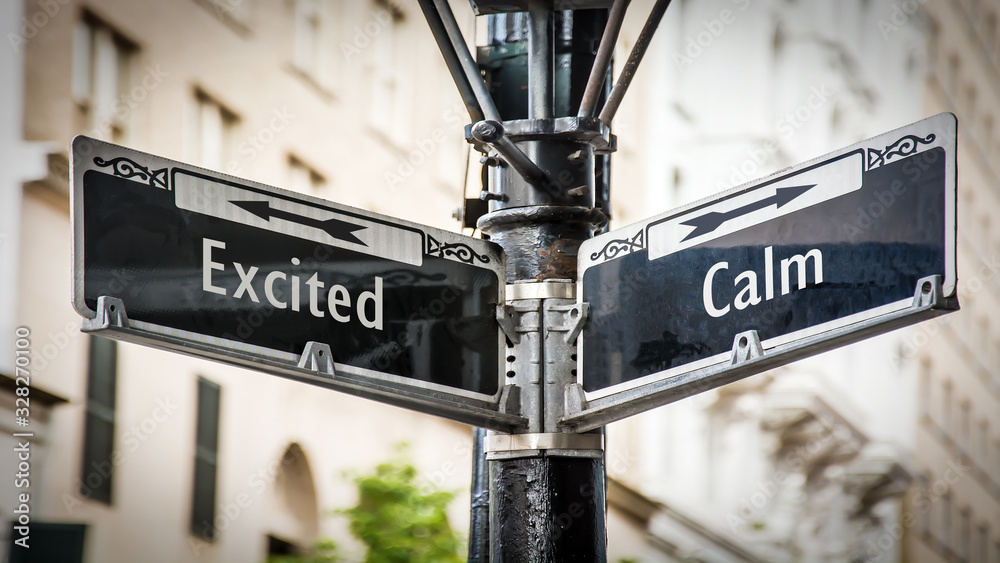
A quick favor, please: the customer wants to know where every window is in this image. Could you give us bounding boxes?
[941,492,952,549]
[368,4,404,137]
[288,156,326,193]
[190,377,222,541]
[8,523,86,563]
[993,440,1000,483]
[959,400,971,453]
[72,12,137,142]
[978,419,989,469]
[946,54,961,98]
[917,474,931,536]
[919,362,931,419]
[942,380,953,436]
[975,524,988,563]
[959,508,971,559]
[293,0,322,78]
[983,11,997,61]
[188,90,239,171]
[981,116,994,157]
[81,336,117,504]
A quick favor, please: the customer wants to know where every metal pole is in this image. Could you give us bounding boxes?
[429,0,502,122]
[467,427,489,562]
[417,0,485,122]
[599,0,672,125]
[578,0,630,118]
[527,0,554,120]
[478,8,608,563]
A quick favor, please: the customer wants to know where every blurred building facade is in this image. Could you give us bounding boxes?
[1,0,998,562]
[602,0,1000,562]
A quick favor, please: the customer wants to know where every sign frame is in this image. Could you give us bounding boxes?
[564,113,959,431]
[70,136,526,432]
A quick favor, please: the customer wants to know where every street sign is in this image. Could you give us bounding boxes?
[565,113,959,431]
[70,136,525,431]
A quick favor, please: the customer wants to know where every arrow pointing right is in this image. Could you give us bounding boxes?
[679,184,815,242]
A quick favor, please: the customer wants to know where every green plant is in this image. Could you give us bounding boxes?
[339,446,465,563]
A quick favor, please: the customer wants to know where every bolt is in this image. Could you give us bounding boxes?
[566,186,586,197]
[567,149,586,162]
[480,191,508,202]
[472,120,504,143]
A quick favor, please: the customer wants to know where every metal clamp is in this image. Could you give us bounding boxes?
[471,120,551,190]
[297,341,336,378]
[506,280,576,301]
[485,432,604,460]
[82,296,129,332]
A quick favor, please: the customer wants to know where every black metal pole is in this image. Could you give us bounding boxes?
[478,6,610,562]
[468,427,490,562]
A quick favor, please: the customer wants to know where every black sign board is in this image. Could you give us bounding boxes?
[567,114,958,430]
[71,137,522,430]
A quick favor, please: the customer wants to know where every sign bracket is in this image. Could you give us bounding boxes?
[81,296,130,332]
[730,330,764,365]
[297,342,336,378]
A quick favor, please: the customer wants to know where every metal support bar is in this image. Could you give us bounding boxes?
[417,0,485,122]
[527,0,554,120]
[598,0,672,125]
[428,0,502,122]
[578,0,630,118]
[471,120,551,189]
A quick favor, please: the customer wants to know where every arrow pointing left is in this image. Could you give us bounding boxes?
[232,199,368,246]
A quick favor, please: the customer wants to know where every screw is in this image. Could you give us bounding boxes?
[566,186,586,197]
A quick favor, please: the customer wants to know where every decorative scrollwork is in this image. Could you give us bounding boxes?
[866,133,936,170]
[93,156,168,189]
[590,230,644,262]
[426,234,491,265]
